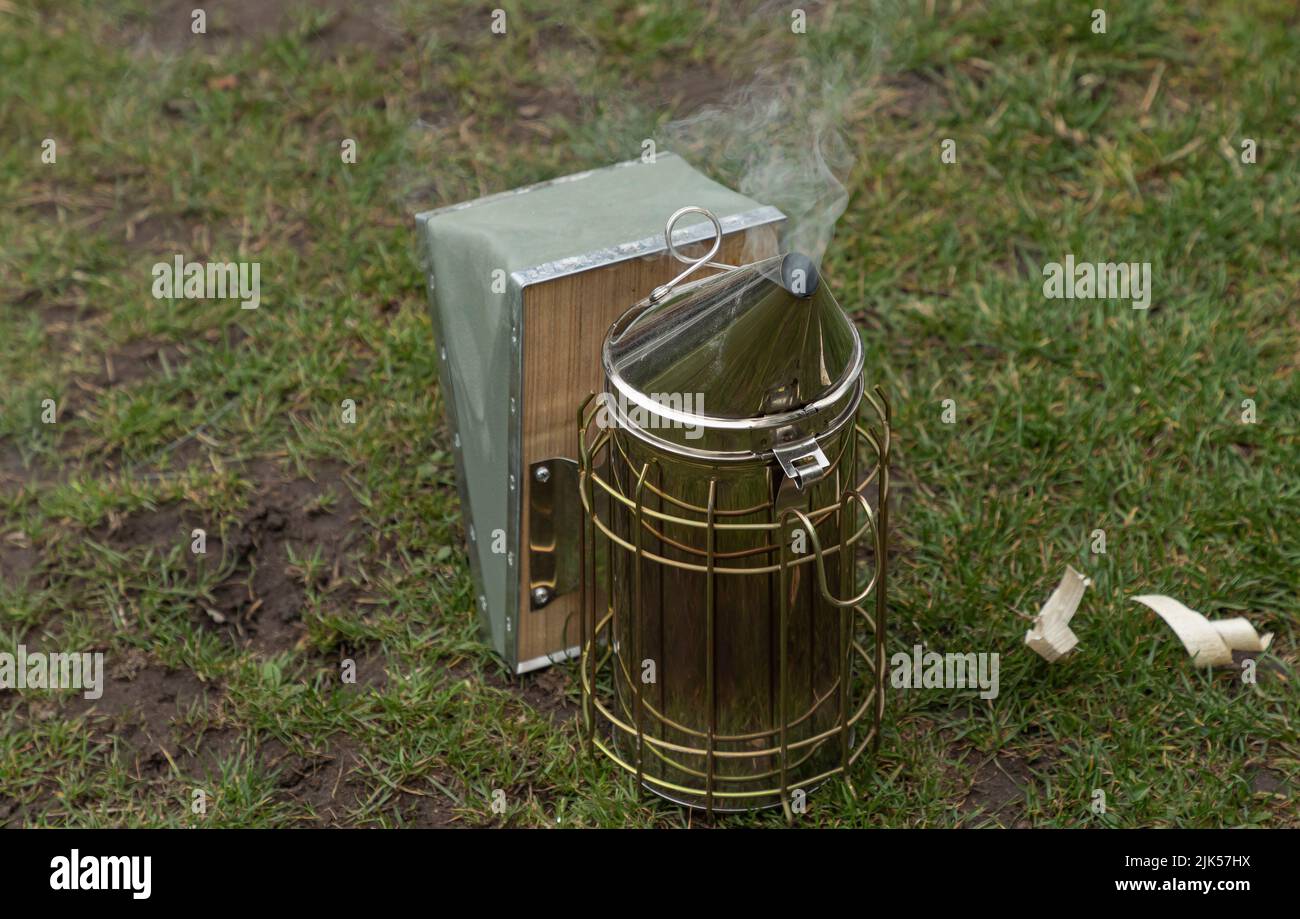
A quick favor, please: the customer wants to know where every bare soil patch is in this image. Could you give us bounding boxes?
[396,787,461,827]
[452,658,580,725]
[22,659,225,793]
[336,649,390,693]
[1249,765,1289,798]
[95,459,364,655]
[263,736,368,824]
[0,530,40,591]
[94,500,207,555]
[516,665,580,724]
[957,753,1034,827]
[947,744,1061,827]
[646,61,736,117]
[121,211,215,257]
[877,72,946,124]
[124,0,407,55]
[96,339,188,388]
[211,460,364,654]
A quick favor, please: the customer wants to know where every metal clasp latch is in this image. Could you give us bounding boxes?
[772,439,830,492]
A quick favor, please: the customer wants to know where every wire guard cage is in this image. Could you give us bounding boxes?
[577,385,890,818]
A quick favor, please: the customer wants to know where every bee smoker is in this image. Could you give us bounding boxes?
[578,207,890,816]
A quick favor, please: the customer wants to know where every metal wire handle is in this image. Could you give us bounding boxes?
[649,206,736,303]
[781,491,879,609]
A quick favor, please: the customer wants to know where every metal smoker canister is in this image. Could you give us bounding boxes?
[578,208,890,815]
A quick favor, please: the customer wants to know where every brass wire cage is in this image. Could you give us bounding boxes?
[576,385,891,818]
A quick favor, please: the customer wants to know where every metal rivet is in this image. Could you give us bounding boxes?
[478,595,487,612]
[440,346,446,361]
[534,465,550,483]
[507,551,514,567]
[469,524,476,541]
[532,586,552,608]
[453,432,460,448]
[509,474,516,491]
[510,397,516,415]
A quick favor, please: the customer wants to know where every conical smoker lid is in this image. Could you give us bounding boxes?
[602,253,863,462]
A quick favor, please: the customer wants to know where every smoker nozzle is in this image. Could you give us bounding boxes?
[780,253,820,298]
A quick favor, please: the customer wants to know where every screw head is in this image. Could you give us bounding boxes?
[534,465,551,483]
[531,586,552,607]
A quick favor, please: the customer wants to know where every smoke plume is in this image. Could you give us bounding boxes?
[661,54,873,271]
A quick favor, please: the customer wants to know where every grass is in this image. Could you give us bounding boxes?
[0,0,1296,827]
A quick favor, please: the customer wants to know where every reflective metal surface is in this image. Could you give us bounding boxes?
[602,253,864,464]
[578,390,890,815]
[579,211,888,815]
[527,458,580,611]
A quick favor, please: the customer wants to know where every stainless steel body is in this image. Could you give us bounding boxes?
[607,419,858,810]
[579,213,890,815]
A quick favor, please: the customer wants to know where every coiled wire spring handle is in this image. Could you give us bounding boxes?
[649,206,736,303]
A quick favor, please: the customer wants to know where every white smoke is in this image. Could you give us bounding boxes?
[661,54,876,270]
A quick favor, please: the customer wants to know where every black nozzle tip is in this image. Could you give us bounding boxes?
[781,253,820,298]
